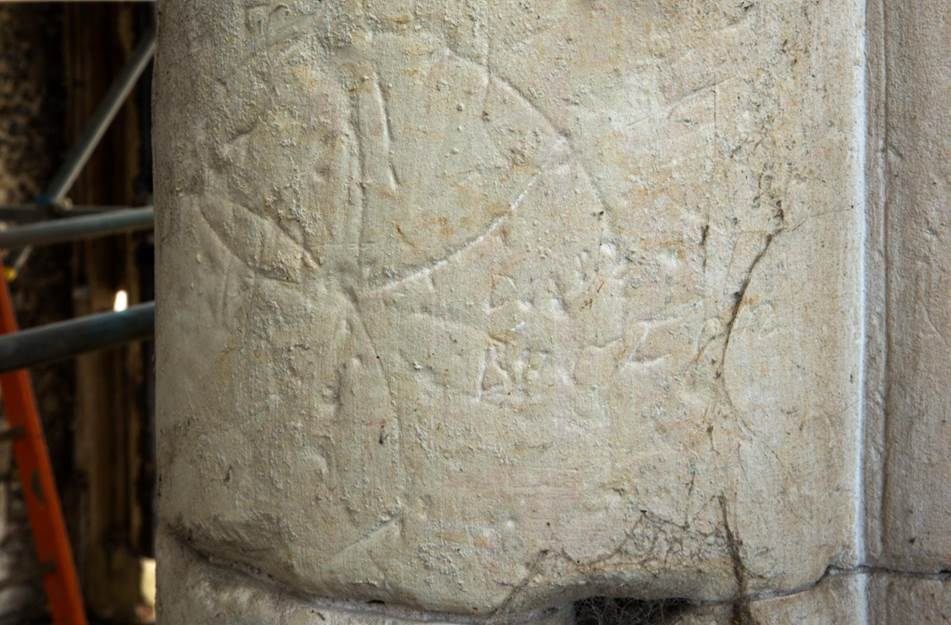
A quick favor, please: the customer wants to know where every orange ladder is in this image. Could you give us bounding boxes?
[0,260,87,625]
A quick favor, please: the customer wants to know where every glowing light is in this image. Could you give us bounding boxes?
[113,289,129,312]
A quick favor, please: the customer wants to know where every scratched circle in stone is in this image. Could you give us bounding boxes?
[339,38,570,290]
[198,19,570,290]
[163,2,796,612]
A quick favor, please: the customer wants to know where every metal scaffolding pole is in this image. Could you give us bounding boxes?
[0,207,153,248]
[38,26,156,208]
[0,205,140,222]
[0,302,154,373]
[3,1,154,4]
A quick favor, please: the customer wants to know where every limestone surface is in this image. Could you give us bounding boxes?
[165,528,951,625]
[669,574,868,625]
[863,0,951,575]
[867,574,951,625]
[154,0,868,617]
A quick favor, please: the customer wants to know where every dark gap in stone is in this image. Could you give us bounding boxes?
[573,597,693,625]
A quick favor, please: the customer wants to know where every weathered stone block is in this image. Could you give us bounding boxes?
[868,574,950,625]
[154,0,948,622]
[155,0,865,616]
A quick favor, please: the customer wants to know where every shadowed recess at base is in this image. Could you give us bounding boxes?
[574,597,692,625]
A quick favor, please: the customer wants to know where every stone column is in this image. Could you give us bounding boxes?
[863,0,951,619]
[153,1,947,623]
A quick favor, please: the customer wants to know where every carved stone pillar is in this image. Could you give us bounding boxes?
[154,1,948,623]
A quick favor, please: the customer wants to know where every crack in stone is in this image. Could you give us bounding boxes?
[166,525,559,625]
[718,496,760,625]
[490,550,551,622]
[717,231,775,382]
[166,518,950,625]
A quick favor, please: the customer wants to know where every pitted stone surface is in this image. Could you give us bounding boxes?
[155,0,866,617]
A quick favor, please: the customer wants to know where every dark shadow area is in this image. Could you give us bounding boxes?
[574,597,694,625]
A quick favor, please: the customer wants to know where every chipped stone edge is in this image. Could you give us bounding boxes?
[160,528,571,625]
[162,526,950,625]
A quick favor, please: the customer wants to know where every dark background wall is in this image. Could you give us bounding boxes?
[0,4,154,624]
[0,6,70,622]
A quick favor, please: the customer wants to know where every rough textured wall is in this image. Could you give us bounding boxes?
[155,0,947,623]
[0,7,68,624]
